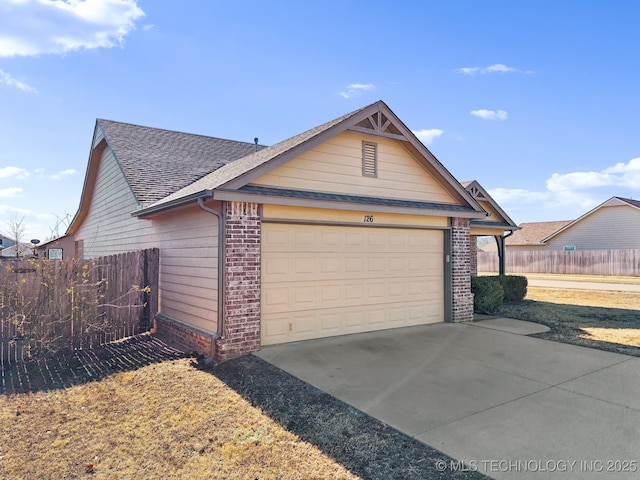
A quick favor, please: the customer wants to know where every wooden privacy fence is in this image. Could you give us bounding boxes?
[478,249,640,276]
[0,248,159,364]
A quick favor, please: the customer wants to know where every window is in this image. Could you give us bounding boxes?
[362,141,377,177]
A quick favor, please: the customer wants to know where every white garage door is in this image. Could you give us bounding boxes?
[261,223,444,345]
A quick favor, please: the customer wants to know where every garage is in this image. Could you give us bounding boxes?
[261,222,445,345]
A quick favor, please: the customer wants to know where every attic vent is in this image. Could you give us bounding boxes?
[362,141,377,177]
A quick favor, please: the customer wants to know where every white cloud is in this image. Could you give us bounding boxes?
[457,63,533,76]
[0,0,146,57]
[488,157,640,221]
[547,158,640,191]
[470,109,508,121]
[0,187,22,198]
[0,69,37,92]
[340,83,375,99]
[412,129,444,146]
[0,166,29,179]
[39,168,78,180]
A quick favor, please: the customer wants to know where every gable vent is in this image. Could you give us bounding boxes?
[362,141,378,177]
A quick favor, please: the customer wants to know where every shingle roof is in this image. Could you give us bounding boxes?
[149,104,371,208]
[618,197,640,209]
[97,119,263,206]
[506,220,571,245]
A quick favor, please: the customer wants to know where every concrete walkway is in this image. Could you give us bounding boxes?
[257,320,640,479]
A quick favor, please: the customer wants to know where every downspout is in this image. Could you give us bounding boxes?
[197,197,225,360]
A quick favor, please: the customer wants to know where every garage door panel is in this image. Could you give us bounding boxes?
[262,223,444,345]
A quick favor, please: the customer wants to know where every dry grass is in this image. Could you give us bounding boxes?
[497,278,640,356]
[0,358,360,480]
[580,328,640,348]
[525,287,639,309]
[525,273,640,285]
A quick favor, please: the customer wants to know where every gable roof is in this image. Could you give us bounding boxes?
[541,196,640,243]
[136,100,484,217]
[97,119,264,206]
[68,121,264,234]
[461,180,519,230]
[506,220,572,245]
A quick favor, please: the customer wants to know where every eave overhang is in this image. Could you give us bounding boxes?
[133,185,486,220]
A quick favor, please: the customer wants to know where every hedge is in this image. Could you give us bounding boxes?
[471,275,528,313]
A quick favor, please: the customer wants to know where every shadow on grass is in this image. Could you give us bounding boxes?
[497,300,640,357]
[1,334,189,395]
[210,354,488,480]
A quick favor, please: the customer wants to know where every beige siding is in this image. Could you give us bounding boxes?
[75,147,219,332]
[544,205,640,251]
[477,200,504,223]
[253,131,457,204]
[263,205,449,228]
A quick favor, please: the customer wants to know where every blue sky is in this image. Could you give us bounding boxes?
[1,0,639,242]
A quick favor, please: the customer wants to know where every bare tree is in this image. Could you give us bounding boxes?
[5,214,26,257]
[48,212,72,241]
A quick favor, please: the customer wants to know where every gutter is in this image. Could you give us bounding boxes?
[196,196,225,361]
[132,190,214,218]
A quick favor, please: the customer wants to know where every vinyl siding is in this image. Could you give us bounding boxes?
[263,205,449,227]
[544,205,640,250]
[252,131,457,204]
[75,146,218,332]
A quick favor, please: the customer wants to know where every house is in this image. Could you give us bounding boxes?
[0,234,15,249]
[492,220,572,252]
[537,197,640,251]
[33,235,77,260]
[1,242,33,258]
[67,100,515,362]
[498,197,640,252]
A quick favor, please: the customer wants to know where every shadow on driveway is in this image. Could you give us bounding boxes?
[0,334,189,395]
[211,354,488,480]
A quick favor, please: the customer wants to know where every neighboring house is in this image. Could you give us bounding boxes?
[461,180,519,275]
[0,234,15,249]
[500,197,640,252]
[483,220,571,252]
[67,100,515,361]
[1,242,33,258]
[34,235,76,260]
[540,197,640,251]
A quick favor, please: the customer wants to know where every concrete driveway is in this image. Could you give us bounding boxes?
[256,319,640,479]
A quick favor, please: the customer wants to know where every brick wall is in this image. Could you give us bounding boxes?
[215,202,262,362]
[451,218,474,322]
[470,234,478,276]
[153,314,214,357]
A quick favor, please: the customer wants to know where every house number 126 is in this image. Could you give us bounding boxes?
[363,215,374,223]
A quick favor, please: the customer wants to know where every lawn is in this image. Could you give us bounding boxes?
[0,337,486,480]
[0,358,360,480]
[1,275,637,479]
[497,277,640,356]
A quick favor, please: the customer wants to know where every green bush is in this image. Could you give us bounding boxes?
[496,275,528,302]
[471,276,504,313]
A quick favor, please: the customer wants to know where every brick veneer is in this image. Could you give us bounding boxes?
[451,218,474,322]
[470,234,478,276]
[153,314,214,356]
[214,201,262,362]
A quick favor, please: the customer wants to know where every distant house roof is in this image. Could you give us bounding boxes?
[97,119,265,206]
[507,220,572,245]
